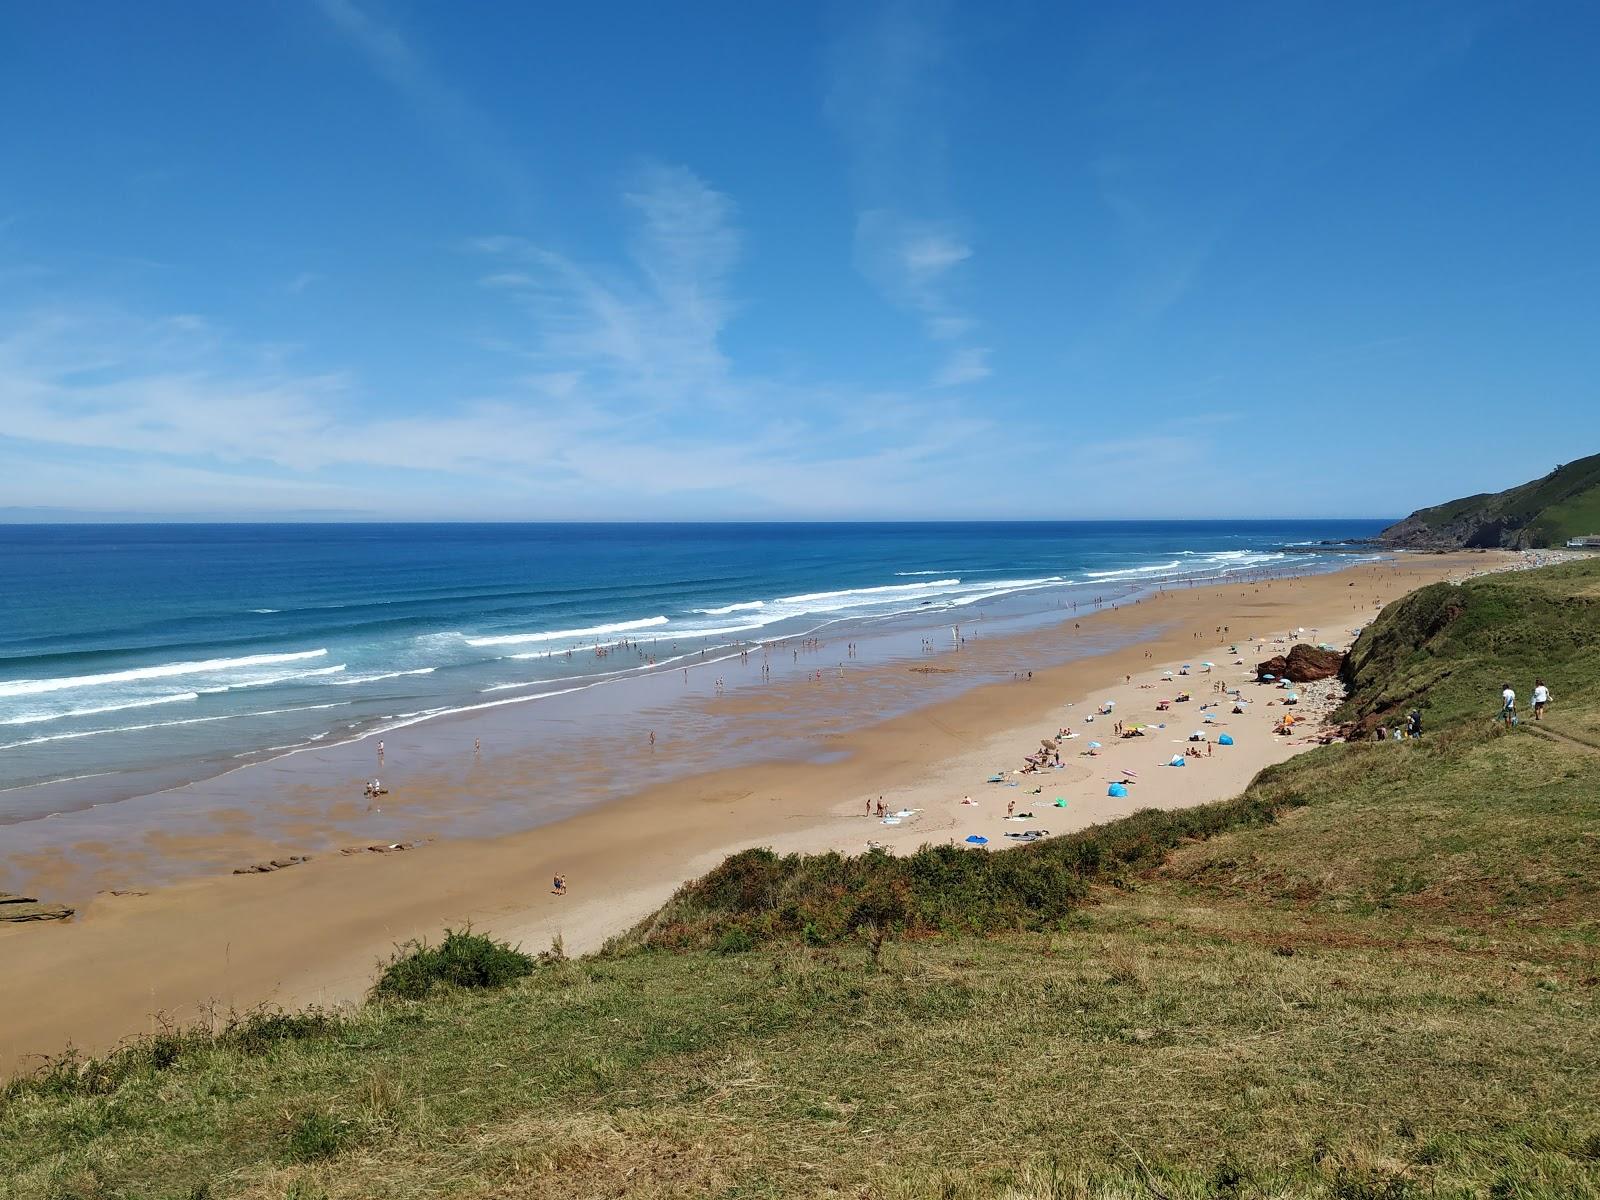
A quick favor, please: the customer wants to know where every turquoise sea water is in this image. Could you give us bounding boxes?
[0,520,1387,818]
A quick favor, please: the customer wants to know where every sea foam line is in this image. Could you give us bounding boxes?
[330,667,437,686]
[0,691,200,727]
[464,616,669,647]
[210,664,347,691]
[776,578,961,605]
[0,702,349,751]
[0,649,329,699]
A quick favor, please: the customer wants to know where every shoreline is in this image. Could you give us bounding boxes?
[0,551,1512,1074]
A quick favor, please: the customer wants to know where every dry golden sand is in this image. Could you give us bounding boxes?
[0,553,1507,1074]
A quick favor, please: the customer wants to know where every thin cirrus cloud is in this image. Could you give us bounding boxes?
[0,163,995,518]
[827,1,992,389]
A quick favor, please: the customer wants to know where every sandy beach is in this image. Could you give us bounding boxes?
[0,552,1514,1075]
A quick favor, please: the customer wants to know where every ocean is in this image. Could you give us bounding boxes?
[0,520,1387,822]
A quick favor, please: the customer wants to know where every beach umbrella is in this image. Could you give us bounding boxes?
[1218,733,1235,746]
[1162,670,1174,678]
[1088,741,1101,749]
[1108,783,1128,797]
[1261,673,1276,681]
[1054,797,1068,807]
[1192,730,1207,740]
[1202,661,1214,668]
[965,835,988,845]
[1169,755,1187,767]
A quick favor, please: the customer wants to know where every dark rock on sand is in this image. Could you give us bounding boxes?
[0,893,74,922]
[232,854,311,875]
[1257,644,1344,683]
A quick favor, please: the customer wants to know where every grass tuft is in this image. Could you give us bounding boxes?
[370,926,536,1000]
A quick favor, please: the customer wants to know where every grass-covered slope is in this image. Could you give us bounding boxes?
[1337,557,1600,732]
[1380,451,1600,548]
[4,566,1600,1199]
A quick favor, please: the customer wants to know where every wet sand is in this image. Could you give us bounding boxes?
[0,553,1504,1074]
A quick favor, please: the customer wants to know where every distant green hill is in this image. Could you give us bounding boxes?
[1380,451,1600,548]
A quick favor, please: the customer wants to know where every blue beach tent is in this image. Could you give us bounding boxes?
[1169,755,1187,767]
[1218,733,1235,746]
[965,835,989,845]
[1108,783,1128,797]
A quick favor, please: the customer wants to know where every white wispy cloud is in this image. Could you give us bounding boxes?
[0,164,1002,517]
[828,2,991,389]
[315,0,535,209]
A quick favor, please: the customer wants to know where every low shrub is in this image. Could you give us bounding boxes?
[371,928,536,1000]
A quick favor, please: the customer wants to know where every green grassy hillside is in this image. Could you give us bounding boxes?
[1338,559,1600,730]
[4,565,1600,1199]
[1381,452,1600,548]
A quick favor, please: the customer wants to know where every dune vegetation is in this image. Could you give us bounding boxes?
[4,563,1599,1199]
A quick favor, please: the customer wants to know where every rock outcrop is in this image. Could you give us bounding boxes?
[1379,452,1600,549]
[1257,644,1343,683]
[0,892,74,922]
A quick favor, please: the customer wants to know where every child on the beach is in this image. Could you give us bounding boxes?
[552,873,566,895]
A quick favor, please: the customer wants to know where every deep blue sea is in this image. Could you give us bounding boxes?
[0,521,1388,813]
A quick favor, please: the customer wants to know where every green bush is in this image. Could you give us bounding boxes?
[371,928,536,1000]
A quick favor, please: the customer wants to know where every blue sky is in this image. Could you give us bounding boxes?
[2,1,1597,520]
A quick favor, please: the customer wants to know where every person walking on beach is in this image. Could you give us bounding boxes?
[1532,679,1552,720]
[1500,683,1517,728]
[376,739,384,762]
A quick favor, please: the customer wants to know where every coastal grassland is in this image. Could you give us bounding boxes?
[4,565,1600,1199]
[1338,557,1600,729]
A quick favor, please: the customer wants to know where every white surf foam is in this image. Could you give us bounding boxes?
[776,578,962,606]
[0,701,349,751]
[1084,560,1182,580]
[0,691,201,727]
[330,667,437,686]
[464,616,669,647]
[219,664,347,690]
[691,601,766,615]
[0,649,329,699]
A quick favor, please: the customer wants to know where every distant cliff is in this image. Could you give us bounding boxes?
[1379,452,1600,549]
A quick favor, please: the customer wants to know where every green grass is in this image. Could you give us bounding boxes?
[1411,451,1600,545]
[3,563,1600,1198]
[1338,558,1600,729]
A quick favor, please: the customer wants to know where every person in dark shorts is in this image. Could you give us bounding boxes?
[1532,680,1551,720]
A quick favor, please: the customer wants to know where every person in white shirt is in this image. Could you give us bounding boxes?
[1500,683,1516,728]
[1532,679,1552,720]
